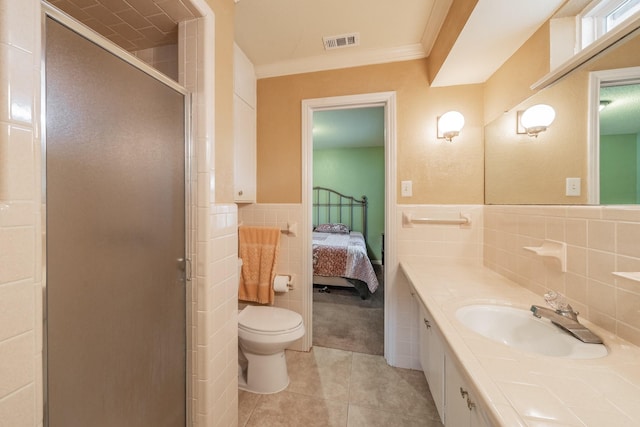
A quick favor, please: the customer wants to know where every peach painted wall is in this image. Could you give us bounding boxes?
[256,58,485,204]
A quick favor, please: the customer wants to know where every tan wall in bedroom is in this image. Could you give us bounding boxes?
[256,58,485,204]
[208,0,236,203]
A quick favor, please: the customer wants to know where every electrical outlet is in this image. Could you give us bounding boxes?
[401,180,412,197]
[566,177,581,196]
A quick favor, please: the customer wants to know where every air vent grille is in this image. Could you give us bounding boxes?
[322,33,360,50]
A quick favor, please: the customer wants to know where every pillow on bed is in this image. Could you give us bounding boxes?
[314,223,350,234]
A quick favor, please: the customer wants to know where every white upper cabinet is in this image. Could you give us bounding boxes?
[234,43,256,108]
[233,43,256,203]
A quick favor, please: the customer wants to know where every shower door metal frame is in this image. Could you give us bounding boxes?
[40,3,193,425]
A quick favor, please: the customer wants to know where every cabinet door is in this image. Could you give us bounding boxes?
[418,305,429,372]
[233,94,256,202]
[419,304,445,423]
[233,43,256,108]
[445,355,491,427]
[445,356,471,427]
[428,323,446,423]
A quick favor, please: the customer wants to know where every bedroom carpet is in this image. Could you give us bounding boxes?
[312,265,384,355]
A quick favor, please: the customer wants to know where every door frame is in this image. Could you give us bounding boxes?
[301,91,397,361]
[41,5,192,425]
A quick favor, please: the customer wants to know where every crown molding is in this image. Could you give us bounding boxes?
[255,43,427,79]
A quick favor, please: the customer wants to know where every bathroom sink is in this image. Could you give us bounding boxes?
[455,304,607,359]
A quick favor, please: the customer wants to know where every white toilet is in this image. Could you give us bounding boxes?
[236,260,305,394]
[237,305,305,394]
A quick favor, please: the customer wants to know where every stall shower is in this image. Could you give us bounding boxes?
[44,16,187,427]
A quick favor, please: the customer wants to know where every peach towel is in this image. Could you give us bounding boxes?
[238,226,281,304]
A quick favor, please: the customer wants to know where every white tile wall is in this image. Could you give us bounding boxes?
[394,205,485,369]
[181,11,239,426]
[0,1,41,426]
[238,203,305,351]
[0,2,235,426]
[484,205,640,347]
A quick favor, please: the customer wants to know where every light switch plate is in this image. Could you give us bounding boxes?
[566,177,581,196]
[401,180,412,197]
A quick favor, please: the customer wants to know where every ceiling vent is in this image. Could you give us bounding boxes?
[322,33,360,50]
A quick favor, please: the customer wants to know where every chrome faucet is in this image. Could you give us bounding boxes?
[530,291,603,344]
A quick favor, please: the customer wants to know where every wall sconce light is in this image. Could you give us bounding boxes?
[516,104,556,137]
[437,111,465,142]
[599,100,611,111]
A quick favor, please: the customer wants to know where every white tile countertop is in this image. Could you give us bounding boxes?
[400,257,640,426]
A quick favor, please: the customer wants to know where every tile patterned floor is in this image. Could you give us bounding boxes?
[239,346,444,427]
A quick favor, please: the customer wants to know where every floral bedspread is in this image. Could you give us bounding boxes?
[312,231,379,293]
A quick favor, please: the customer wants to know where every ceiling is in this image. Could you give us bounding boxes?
[430,0,565,86]
[50,0,570,85]
[235,0,567,83]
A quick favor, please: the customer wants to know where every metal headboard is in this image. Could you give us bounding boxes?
[312,186,368,241]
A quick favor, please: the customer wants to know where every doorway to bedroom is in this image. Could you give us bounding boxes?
[310,105,386,355]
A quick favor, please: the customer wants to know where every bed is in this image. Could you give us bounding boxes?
[312,186,379,298]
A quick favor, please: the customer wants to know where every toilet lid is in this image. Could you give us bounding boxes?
[238,306,303,333]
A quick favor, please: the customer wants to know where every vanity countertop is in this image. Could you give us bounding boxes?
[400,257,640,426]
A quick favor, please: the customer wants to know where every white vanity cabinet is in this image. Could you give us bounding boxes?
[233,43,256,203]
[418,302,445,423]
[445,355,491,427]
[410,281,493,426]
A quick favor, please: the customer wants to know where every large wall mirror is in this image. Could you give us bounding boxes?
[485,27,640,205]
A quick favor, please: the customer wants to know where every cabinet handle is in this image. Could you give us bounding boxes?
[467,397,476,411]
[238,190,244,196]
[423,319,431,329]
[459,387,468,399]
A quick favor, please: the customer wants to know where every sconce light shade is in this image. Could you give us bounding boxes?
[519,104,555,137]
[437,111,465,142]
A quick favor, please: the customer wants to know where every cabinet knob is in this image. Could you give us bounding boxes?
[238,190,244,196]
[467,397,476,411]
[423,318,431,329]
[459,387,468,399]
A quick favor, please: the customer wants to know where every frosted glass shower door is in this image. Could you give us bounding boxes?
[45,17,186,427]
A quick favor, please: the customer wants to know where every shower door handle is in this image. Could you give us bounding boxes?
[177,257,192,282]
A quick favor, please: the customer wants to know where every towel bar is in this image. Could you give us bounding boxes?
[237,222,297,237]
[403,212,471,227]
[280,222,297,236]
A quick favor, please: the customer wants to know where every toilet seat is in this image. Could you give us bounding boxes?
[238,306,303,335]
